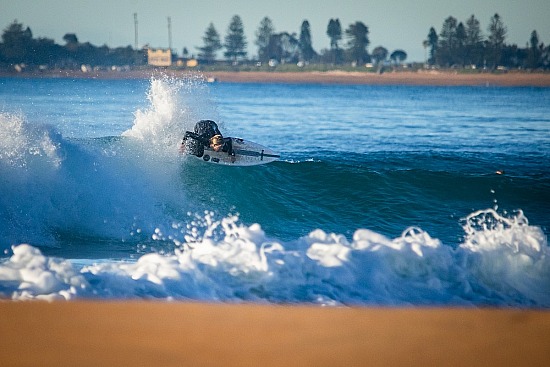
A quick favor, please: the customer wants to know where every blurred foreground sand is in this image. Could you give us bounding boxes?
[1,302,549,367]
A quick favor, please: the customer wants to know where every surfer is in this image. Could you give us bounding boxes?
[181,120,233,158]
[180,119,278,166]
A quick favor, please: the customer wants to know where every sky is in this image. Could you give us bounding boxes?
[1,0,549,62]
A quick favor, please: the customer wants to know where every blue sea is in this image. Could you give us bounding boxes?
[0,75,549,305]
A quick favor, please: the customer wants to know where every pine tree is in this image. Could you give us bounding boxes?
[426,27,438,65]
[528,30,541,69]
[345,21,370,65]
[299,20,316,62]
[1,21,34,63]
[465,15,483,66]
[326,19,343,64]
[326,19,342,50]
[456,22,467,66]
[438,16,458,66]
[197,23,222,63]
[255,17,274,63]
[465,15,482,46]
[224,15,247,62]
[487,13,507,67]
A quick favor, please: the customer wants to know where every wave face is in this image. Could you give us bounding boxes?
[0,76,549,306]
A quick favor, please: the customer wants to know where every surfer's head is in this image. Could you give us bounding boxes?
[210,134,224,151]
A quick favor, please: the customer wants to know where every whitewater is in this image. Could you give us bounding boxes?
[0,75,549,306]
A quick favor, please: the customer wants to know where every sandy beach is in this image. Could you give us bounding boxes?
[2,69,550,87]
[0,301,549,367]
[205,70,550,87]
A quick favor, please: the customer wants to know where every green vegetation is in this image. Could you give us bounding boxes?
[425,13,548,70]
[223,15,247,62]
[1,13,548,73]
[196,23,222,63]
[0,21,144,71]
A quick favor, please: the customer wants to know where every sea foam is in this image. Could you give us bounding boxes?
[1,209,548,306]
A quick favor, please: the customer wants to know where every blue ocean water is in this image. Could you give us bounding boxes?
[0,75,549,305]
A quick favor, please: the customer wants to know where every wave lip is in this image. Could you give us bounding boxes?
[0,112,62,169]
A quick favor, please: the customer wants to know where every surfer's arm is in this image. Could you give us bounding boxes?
[183,131,209,145]
[223,138,234,156]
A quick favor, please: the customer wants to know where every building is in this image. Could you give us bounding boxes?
[147,48,172,67]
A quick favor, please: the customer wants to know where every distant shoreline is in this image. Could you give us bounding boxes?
[1,69,550,87]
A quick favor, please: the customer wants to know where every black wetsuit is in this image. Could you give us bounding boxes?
[183,120,233,157]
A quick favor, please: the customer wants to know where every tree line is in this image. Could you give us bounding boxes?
[425,13,548,69]
[183,15,407,66]
[1,13,548,71]
[0,21,144,69]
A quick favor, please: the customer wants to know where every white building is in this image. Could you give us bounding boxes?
[147,48,172,67]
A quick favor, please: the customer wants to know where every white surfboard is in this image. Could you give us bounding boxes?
[183,137,280,166]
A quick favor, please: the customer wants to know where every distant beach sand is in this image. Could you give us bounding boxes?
[1,301,549,367]
[3,69,550,86]
[206,70,550,87]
